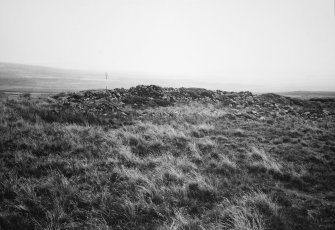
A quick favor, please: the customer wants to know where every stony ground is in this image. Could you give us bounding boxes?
[1,85,335,230]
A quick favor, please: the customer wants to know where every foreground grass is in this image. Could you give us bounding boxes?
[0,92,335,230]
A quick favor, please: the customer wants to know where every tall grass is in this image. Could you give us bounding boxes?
[1,94,335,230]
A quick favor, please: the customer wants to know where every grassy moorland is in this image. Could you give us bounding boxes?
[0,85,335,230]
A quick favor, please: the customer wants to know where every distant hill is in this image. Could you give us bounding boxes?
[0,62,105,92]
[0,62,225,93]
[278,91,335,99]
[0,62,255,93]
[0,62,143,93]
[1,62,335,96]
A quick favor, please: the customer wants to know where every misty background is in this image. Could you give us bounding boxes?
[0,0,335,92]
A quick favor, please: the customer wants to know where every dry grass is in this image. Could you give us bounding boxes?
[1,94,335,230]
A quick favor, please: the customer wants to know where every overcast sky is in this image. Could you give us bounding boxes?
[0,0,335,91]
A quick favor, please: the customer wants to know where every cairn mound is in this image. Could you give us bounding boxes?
[49,85,334,128]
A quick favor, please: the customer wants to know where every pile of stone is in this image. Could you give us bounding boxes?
[54,85,256,109]
[52,85,334,123]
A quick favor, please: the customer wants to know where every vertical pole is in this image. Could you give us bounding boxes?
[105,72,108,95]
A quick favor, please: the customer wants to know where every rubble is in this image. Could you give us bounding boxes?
[50,85,335,128]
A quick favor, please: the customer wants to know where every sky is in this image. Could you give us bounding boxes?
[0,0,335,91]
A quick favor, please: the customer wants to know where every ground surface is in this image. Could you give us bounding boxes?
[1,85,335,230]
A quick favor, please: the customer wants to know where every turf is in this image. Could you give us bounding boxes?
[0,86,335,230]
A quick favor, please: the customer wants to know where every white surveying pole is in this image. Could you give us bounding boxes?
[105,72,108,94]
